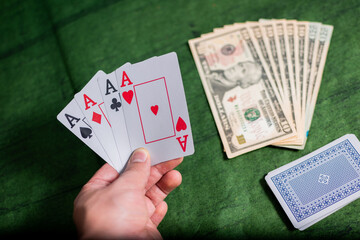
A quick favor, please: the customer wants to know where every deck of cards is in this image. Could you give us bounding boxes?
[266,134,360,230]
[57,52,194,172]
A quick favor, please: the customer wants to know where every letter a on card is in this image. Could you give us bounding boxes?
[176,135,188,152]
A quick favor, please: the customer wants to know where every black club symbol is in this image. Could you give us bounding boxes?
[110,98,122,112]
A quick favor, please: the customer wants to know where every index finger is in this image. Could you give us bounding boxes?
[145,157,183,191]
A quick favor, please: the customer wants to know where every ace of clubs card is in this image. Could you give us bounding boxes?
[97,64,132,169]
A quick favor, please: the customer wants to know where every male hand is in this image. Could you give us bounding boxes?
[73,148,183,239]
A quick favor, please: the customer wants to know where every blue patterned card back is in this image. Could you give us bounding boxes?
[266,134,360,229]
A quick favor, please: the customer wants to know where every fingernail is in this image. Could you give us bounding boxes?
[131,148,148,163]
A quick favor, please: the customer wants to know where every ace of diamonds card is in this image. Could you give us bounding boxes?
[115,53,194,165]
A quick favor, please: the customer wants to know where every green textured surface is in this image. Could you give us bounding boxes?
[1,0,360,238]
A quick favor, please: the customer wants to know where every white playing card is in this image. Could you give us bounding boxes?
[266,134,360,230]
[56,98,114,168]
[116,53,194,165]
[75,70,123,172]
[97,64,132,171]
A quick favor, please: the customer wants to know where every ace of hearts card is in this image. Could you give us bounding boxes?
[115,53,194,165]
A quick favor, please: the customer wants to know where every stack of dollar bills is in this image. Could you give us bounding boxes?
[189,19,333,158]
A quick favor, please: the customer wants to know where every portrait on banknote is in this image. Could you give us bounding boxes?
[205,61,262,100]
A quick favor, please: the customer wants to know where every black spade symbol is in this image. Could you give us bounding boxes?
[80,127,93,139]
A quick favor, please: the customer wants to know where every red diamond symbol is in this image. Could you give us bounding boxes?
[92,112,102,124]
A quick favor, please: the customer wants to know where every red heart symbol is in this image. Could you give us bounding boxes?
[176,117,187,132]
[151,105,159,115]
[122,90,134,104]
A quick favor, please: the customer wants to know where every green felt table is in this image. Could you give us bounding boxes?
[1,0,360,238]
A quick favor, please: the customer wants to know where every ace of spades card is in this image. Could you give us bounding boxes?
[115,53,194,165]
[56,99,113,167]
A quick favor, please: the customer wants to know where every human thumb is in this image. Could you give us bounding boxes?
[118,148,151,189]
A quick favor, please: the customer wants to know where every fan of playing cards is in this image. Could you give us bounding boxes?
[189,19,333,158]
[57,52,194,172]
